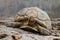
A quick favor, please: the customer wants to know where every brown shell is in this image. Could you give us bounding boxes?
[15,7,51,30]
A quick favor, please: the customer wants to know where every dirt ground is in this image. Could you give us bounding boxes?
[0,17,60,40]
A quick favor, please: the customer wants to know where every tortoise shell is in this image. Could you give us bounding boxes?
[15,7,52,30]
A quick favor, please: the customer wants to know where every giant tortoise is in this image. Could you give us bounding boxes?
[14,7,52,35]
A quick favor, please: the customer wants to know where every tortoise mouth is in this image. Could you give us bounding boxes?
[15,16,28,22]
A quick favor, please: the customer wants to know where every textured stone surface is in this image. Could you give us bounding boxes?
[0,34,60,40]
[0,25,33,35]
[0,22,60,40]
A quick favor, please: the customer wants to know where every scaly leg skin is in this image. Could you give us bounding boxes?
[36,24,57,36]
[28,17,47,29]
[37,25,52,35]
[19,25,38,32]
[28,17,52,35]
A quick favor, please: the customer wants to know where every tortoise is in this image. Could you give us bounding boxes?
[14,7,52,35]
[0,7,52,35]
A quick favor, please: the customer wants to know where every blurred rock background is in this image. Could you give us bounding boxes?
[0,0,60,18]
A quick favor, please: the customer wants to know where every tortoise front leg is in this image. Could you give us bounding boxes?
[37,25,52,35]
[28,17,47,29]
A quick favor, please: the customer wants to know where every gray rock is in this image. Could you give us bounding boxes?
[1,34,60,40]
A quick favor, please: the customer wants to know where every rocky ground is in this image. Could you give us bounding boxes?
[0,17,60,40]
